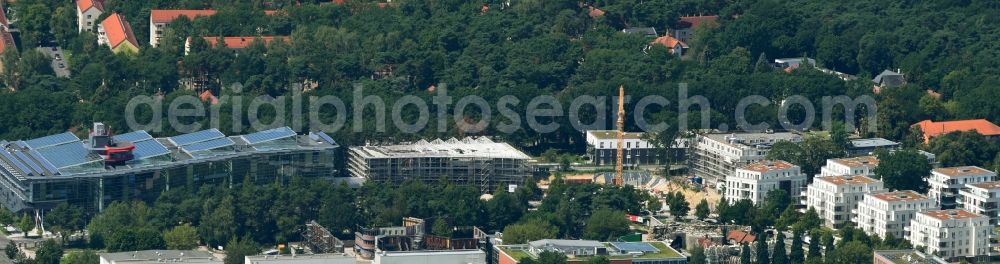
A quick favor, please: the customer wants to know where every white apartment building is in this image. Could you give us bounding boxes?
[819,156,879,177]
[959,181,1000,224]
[907,209,990,260]
[76,0,104,33]
[854,191,936,240]
[804,175,885,228]
[724,160,807,205]
[928,166,996,209]
[689,132,802,184]
[584,130,687,167]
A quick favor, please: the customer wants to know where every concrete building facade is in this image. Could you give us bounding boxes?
[854,191,936,240]
[584,130,686,167]
[928,166,996,209]
[76,0,104,33]
[804,175,885,228]
[724,160,807,205]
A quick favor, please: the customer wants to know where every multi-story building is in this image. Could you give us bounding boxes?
[804,175,884,228]
[0,123,339,214]
[100,250,219,264]
[907,209,990,260]
[583,130,685,167]
[959,181,1000,224]
[97,13,139,54]
[184,36,291,56]
[348,137,531,194]
[149,10,217,47]
[818,156,879,177]
[671,15,717,43]
[854,191,936,239]
[928,166,996,209]
[724,160,807,205]
[76,0,104,33]
[689,132,802,185]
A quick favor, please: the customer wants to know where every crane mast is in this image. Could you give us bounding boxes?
[614,86,625,186]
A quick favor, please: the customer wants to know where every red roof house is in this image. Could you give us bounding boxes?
[913,119,1000,144]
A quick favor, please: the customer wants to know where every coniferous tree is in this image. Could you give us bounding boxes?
[740,243,752,264]
[755,233,770,264]
[790,231,805,263]
[771,232,788,264]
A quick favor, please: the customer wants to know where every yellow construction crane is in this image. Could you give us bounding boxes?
[614,85,625,186]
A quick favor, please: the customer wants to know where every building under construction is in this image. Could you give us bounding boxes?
[347,137,532,193]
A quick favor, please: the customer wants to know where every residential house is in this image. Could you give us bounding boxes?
[913,119,1000,144]
[184,36,290,55]
[76,0,104,33]
[672,15,717,43]
[584,130,686,167]
[872,69,906,93]
[650,35,688,56]
[818,156,879,177]
[689,132,803,185]
[848,138,900,156]
[98,13,139,54]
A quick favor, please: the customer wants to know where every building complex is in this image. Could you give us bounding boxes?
[0,123,338,214]
[804,175,884,228]
[495,239,687,264]
[584,130,685,167]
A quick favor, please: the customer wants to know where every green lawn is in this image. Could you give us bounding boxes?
[638,241,683,259]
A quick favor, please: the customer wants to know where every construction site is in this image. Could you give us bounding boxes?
[347,137,533,193]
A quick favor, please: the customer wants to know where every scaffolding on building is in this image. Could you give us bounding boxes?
[302,221,345,254]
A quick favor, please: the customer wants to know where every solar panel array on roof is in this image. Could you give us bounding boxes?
[24,132,79,149]
[609,242,659,253]
[242,127,295,145]
[169,129,224,146]
[37,142,98,168]
[131,140,170,159]
[182,137,234,153]
[14,151,44,175]
[112,130,153,143]
[0,150,34,176]
[28,150,59,174]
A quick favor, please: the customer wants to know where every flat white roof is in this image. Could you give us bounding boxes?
[352,137,531,160]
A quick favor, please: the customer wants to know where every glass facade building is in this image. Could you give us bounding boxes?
[0,125,338,213]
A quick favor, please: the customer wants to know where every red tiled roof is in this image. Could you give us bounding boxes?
[651,35,687,49]
[678,15,718,29]
[101,13,138,50]
[741,160,795,173]
[77,0,105,13]
[199,90,219,105]
[0,31,14,54]
[914,119,1000,143]
[202,36,289,49]
[727,230,756,244]
[150,10,218,23]
[921,209,983,221]
[588,6,605,18]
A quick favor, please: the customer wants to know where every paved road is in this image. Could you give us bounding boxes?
[35,46,70,78]
[0,234,12,263]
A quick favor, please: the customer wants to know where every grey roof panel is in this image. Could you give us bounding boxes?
[242,127,296,145]
[13,151,43,175]
[132,139,170,159]
[183,137,235,153]
[37,142,99,168]
[170,129,225,146]
[112,130,153,143]
[24,132,79,149]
